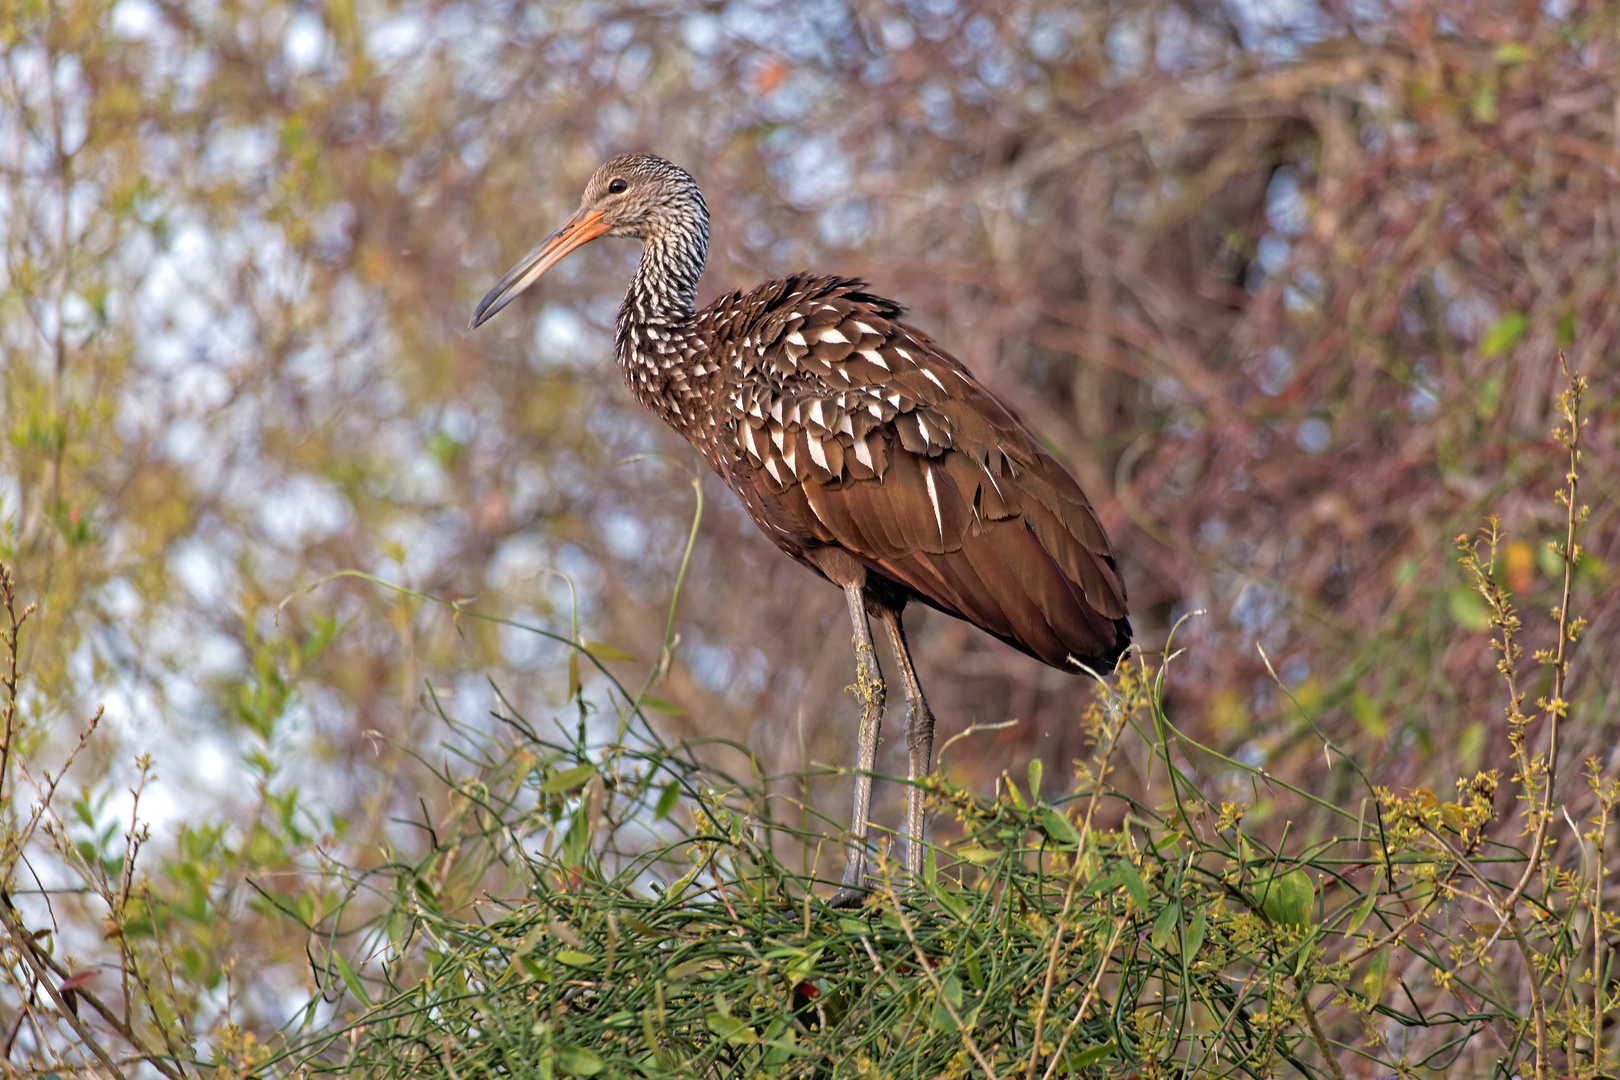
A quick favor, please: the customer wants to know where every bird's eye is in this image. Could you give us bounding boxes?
[608,178,628,194]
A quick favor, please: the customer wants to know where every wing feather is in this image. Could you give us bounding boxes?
[720,275,1130,672]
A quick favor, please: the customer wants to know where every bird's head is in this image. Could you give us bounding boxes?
[469,153,708,329]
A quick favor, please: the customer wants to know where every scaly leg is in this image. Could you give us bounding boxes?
[878,607,935,878]
[832,581,886,906]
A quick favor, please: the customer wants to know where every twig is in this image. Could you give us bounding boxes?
[1297,978,1350,1080]
[1025,690,1129,1080]
[1040,918,1128,1080]
[0,562,35,815]
[0,895,185,1080]
[884,878,1000,1080]
[1493,360,1585,1080]
[0,897,128,1080]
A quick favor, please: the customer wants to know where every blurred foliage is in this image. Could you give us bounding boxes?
[0,0,1617,1073]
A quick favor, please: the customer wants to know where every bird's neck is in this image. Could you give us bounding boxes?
[614,226,715,432]
[619,228,707,330]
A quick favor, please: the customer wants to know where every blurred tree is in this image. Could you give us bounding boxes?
[0,0,1615,1062]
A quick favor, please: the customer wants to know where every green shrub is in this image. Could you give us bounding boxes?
[0,369,1610,1079]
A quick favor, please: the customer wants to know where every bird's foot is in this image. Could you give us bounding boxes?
[826,884,870,910]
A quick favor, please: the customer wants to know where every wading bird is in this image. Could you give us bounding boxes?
[470,154,1130,902]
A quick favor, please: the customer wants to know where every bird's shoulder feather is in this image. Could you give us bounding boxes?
[705,277,1128,651]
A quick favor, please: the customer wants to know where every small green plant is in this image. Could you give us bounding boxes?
[0,362,1609,1078]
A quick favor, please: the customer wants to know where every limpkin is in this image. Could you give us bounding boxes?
[470,154,1130,900]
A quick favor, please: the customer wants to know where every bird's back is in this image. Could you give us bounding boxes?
[690,274,1131,675]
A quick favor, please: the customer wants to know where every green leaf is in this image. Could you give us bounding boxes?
[1458,721,1486,772]
[654,781,680,821]
[762,1020,800,1066]
[931,974,966,1030]
[705,1013,756,1044]
[556,949,600,969]
[937,890,969,922]
[542,763,597,794]
[637,693,685,715]
[1026,758,1043,799]
[1449,587,1491,632]
[1347,882,1379,935]
[301,613,339,661]
[1475,372,1503,419]
[1255,869,1314,929]
[331,952,372,1007]
[838,918,870,936]
[965,953,985,991]
[1083,866,1119,896]
[1557,309,1577,347]
[1539,542,1565,579]
[1118,862,1149,911]
[784,947,821,985]
[1479,311,1527,358]
[1183,909,1207,959]
[1363,947,1390,1004]
[1151,904,1180,951]
[583,640,636,662]
[1072,1041,1117,1068]
[555,1046,603,1076]
[1038,807,1081,847]
[955,843,998,865]
[567,651,581,701]
[1350,691,1388,739]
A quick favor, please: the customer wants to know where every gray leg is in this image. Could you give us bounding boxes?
[834,581,886,904]
[878,607,934,878]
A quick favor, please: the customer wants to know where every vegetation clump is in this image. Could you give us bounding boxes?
[2,367,1604,1077]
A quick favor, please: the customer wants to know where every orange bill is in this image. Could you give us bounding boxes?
[469,208,610,329]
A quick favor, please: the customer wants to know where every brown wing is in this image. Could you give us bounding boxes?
[721,276,1130,675]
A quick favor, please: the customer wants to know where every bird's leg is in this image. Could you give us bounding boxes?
[835,580,886,904]
[878,607,934,879]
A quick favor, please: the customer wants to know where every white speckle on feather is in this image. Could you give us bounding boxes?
[924,465,944,541]
[922,369,947,392]
[982,461,1007,501]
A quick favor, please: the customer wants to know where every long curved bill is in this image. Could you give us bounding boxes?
[468,208,610,329]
